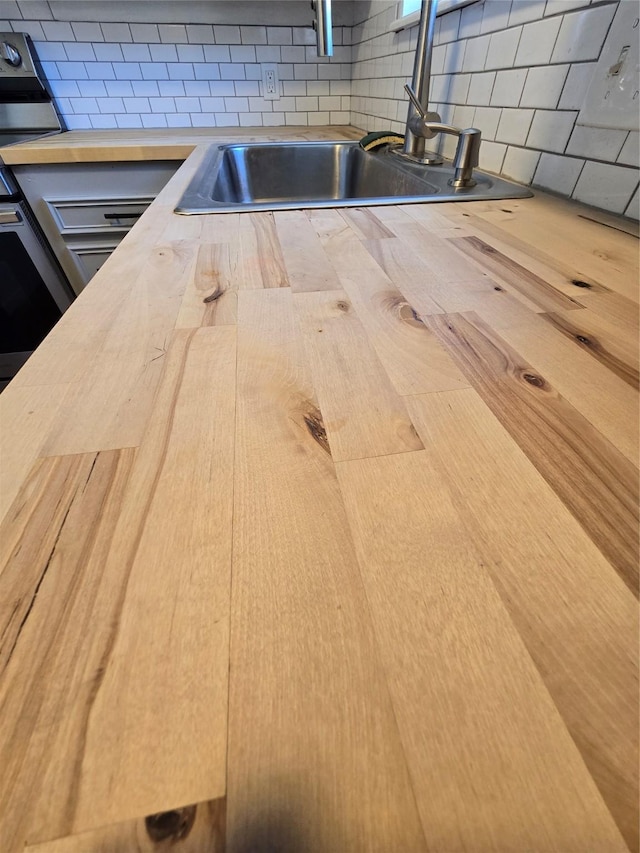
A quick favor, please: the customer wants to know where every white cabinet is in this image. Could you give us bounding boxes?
[12,160,180,294]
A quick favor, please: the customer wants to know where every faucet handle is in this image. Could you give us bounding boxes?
[404,84,426,119]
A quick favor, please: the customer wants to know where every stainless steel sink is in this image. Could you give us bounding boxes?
[175,140,532,214]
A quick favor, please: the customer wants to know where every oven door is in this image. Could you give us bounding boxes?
[0,201,72,382]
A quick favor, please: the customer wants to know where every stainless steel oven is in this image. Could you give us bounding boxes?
[0,32,71,387]
[0,169,72,384]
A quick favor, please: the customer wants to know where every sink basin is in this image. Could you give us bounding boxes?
[175,140,532,214]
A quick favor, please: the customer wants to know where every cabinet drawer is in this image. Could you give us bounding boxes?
[47,197,152,233]
[65,238,122,286]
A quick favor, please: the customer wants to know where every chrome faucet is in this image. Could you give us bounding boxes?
[396,0,482,187]
[405,83,481,187]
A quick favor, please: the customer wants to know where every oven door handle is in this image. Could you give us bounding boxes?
[0,210,22,225]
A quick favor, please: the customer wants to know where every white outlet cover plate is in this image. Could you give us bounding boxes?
[261,62,279,101]
[577,1,639,130]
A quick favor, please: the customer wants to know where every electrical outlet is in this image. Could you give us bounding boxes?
[261,63,279,101]
[577,2,639,130]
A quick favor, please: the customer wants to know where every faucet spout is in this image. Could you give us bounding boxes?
[403,0,441,162]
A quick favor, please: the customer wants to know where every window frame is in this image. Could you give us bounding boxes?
[391,0,480,32]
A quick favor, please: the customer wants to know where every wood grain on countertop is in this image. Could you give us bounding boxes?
[0,125,361,164]
[0,130,638,853]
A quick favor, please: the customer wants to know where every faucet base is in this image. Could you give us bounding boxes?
[449,176,477,188]
[390,146,443,166]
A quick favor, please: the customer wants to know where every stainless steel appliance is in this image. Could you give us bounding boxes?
[0,32,71,387]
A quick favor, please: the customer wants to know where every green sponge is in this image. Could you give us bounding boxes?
[359,130,405,151]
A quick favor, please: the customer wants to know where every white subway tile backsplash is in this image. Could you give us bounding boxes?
[241,26,267,45]
[294,63,318,80]
[78,80,107,97]
[230,45,256,63]
[214,112,239,127]
[199,97,224,112]
[66,114,92,129]
[158,80,184,96]
[219,63,245,81]
[186,25,213,44]
[204,45,232,62]
[293,26,315,46]
[71,22,102,42]
[551,4,615,63]
[624,186,639,220]
[573,161,638,213]
[244,64,262,80]
[514,16,561,66]
[150,97,175,113]
[209,81,235,96]
[141,113,167,127]
[184,80,211,97]
[123,96,150,113]
[130,24,160,44]
[177,44,204,63]
[166,114,192,127]
[459,2,484,39]
[106,80,133,96]
[34,41,66,60]
[93,43,123,61]
[168,63,194,80]
[618,132,639,167]
[17,1,51,20]
[468,70,495,105]
[158,24,187,44]
[566,124,627,160]
[150,44,178,62]
[508,0,547,27]
[16,0,637,217]
[41,21,73,41]
[474,106,502,140]
[101,23,131,43]
[267,27,292,46]
[480,140,508,173]
[11,19,44,39]
[485,26,522,70]
[282,46,305,63]
[255,45,280,63]
[448,73,471,104]
[91,113,116,128]
[558,62,595,110]
[85,62,115,80]
[496,108,535,145]
[49,79,80,97]
[462,34,490,72]
[214,25,241,45]
[502,146,540,182]
[122,44,151,63]
[57,61,88,79]
[480,1,512,34]
[115,113,143,128]
[533,152,585,195]
[491,68,527,107]
[113,62,142,80]
[526,109,578,153]
[190,112,216,126]
[141,63,169,80]
[520,65,568,108]
[439,9,461,43]
[175,96,200,113]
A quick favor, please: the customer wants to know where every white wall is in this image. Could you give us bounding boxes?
[351,0,639,217]
[1,0,352,129]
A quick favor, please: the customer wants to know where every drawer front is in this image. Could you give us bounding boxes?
[47,197,152,232]
[64,237,123,289]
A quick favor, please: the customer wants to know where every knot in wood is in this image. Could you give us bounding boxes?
[145,806,197,842]
[523,372,544,388]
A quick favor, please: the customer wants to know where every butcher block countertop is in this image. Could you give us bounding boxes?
[0,128,638,853]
